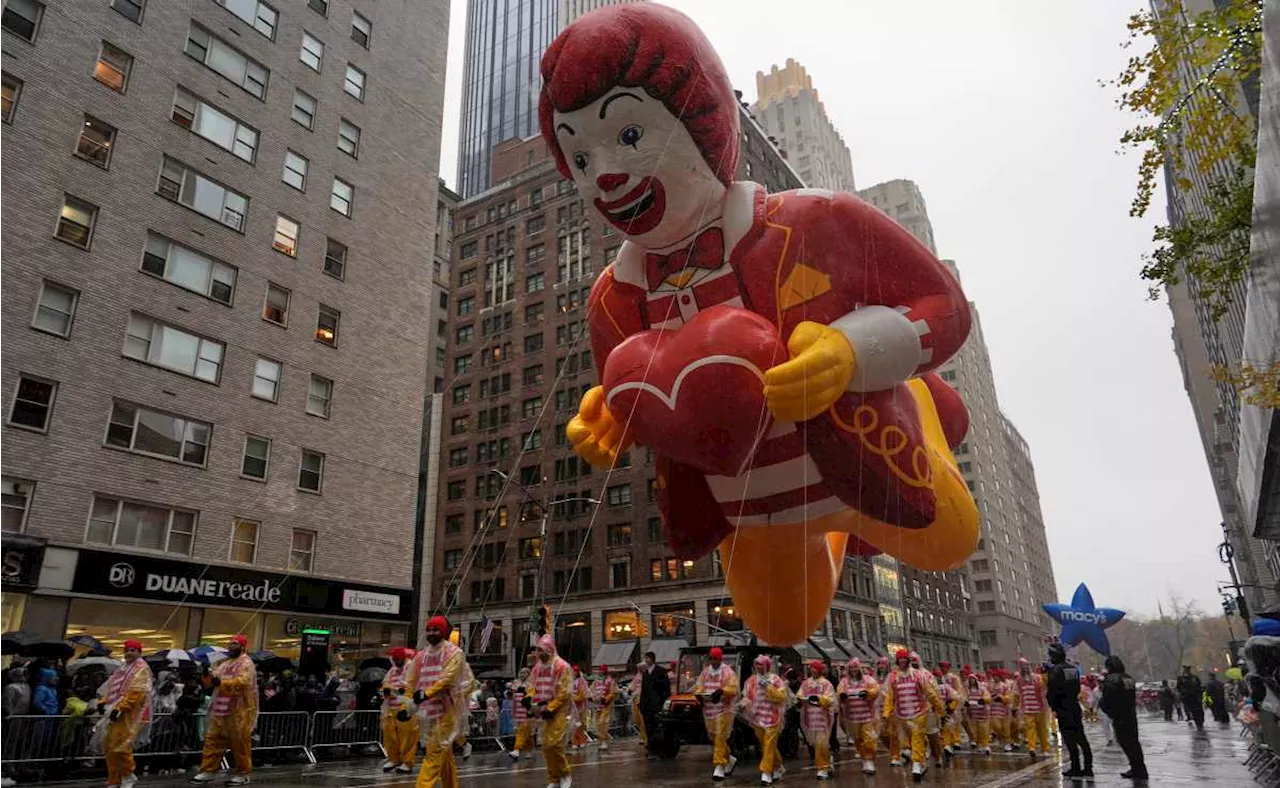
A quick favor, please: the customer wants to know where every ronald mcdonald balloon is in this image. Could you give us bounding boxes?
[543,3,979,645]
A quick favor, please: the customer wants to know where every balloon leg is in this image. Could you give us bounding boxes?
[718,526,847,646]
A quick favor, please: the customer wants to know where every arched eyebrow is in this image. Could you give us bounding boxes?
[600,91,642,119]
[556,122,576,136]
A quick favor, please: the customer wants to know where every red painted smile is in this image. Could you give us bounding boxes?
[594,176,666,236]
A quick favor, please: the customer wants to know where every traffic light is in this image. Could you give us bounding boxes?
[1223,597,1236,616]
[537,604,552,636]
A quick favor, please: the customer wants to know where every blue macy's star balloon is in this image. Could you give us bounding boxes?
[1042,583,1126,656]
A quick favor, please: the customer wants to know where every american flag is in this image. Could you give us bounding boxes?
[478,616,495,652]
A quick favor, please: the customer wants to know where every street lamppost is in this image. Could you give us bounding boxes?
[489,469,599,640]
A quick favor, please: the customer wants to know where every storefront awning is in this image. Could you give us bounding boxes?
[592,640,637,668]
[809,636,846,660]
[708,633,753,647]
[648,638,687,667]
[792,639,826,663]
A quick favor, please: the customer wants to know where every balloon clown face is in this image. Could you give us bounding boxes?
[541,2,978,651]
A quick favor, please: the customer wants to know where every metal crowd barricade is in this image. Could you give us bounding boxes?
[1,715,96,765]
[466,707,507,754]
[307,709,385,758]
[251,711,314,763]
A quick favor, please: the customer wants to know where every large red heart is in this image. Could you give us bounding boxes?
[602,305,787,477]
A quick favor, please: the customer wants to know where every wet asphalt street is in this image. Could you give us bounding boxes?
[21,715,1255,787]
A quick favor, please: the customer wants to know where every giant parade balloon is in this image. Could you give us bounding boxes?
[1042,583,1125,656]
[542,3,980,645]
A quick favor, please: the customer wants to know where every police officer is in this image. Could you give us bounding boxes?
[1046,642,1092,779]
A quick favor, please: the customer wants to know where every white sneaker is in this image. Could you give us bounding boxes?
[394,765,412,774]
[509,749,520,761]
[980,747,991,755]
[1003,744,1013,752]
[382,759,395,772]
[912,762,925,780]
[726,755,738,775]
[547,783,559,788]
[559,777,572,788]
[772,765,785,780]
[600,741,609,751]
[462,741,473,760]
[862,760,876,774]
[816,769,829,780]
[713,765,726,781]
[760,774,772,786]
[190,774,216,784]
[228,777,250,786]
[122,776,137,788]
[889,758,904,767]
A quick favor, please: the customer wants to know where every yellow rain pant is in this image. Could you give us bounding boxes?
[200,714,252,776]
[811,729,832,771]
[595,706,613,743]
[705,713,732,767]
[542,710,571,782]
[382,711,419,767]
[972,719,990,749]
[894,714,928,765]
[416,712,459,788]
[754,724,782,775]
[1024,711,1050,754]
[105,720,140,784]
[632,703,646,745]
[513,720,534,752]
[844,720,877,761]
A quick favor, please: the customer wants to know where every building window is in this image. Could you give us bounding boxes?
[110,0,144,22]
[307,0,327,15]
[142,233,236,304]
[8,376,56,432]
[273,215,300,257]
[606,484,631,507]
[241,435,270,479]
[299,31,324,71]
[1,478,34,533]
[171,88,258,162]
[446,481,465,501]
[323,238,347,279]
[252,357,282,401]
[338,118,360,157]
[157,158,248,231]
[350,10,371,46]
[124,314,224,382]
[87,496,196,556]
[448,447,468,468]
[298,450,324,492]
[316,305,339,346]
[230,518,259,563]
[286,92,317,133]
[457,296,474,316]
[184,24,268,99]
[262,283,290,325]
[307,374,333,418]
[282,150,308,191]
[343,64,365,100]
[526,273,545,293]
[1,72,21,122]
[214,0,276,39]
[2,0,42,42]
[330,178,354,216]
[94,41,132,92]
[55,195,98,248]
[106,401,210,466]
[75,115,116,168]
[607,523,631,547]
[32,281,78,337]
[290,529,316,571]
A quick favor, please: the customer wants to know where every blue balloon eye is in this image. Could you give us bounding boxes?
[619,125,643,147]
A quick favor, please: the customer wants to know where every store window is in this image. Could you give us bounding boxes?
[199,608,263,648]
[651,602,694,641]
[2,592,27,633]
[706,598,744,633]
[66,598,188,653]
[603,608,639,642]
[554,612,590,668]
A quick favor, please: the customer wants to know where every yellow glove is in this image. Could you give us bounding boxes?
[763,321,855,422]
[565,386,632,468]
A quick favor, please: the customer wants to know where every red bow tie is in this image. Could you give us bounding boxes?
[644,227,725,291]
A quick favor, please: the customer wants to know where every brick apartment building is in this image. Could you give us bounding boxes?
[0,0,447,664]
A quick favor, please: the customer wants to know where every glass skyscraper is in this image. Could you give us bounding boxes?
[456,0,558,197]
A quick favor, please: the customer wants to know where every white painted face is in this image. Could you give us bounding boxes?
[553,86,728,250]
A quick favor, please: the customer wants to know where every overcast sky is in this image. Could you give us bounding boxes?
[436,0,1229,618]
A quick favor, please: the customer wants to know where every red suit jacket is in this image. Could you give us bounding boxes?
[587,184,971,559]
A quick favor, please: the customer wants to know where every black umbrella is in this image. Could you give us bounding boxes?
[355,666,387,684]
[68,634,112,657]
[21,640,75,660]
[2,630,37,653]
[359,657,391,671]
[251,653,296,674]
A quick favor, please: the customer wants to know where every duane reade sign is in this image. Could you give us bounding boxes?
[342,588,401,615]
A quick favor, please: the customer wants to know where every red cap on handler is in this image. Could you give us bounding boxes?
[425,615,450,633]
[809,659,825,673]
[230,634,248,647]
[123,639,143,651]
[708,647,723,660]
[895,649,910,661]
[939,660,951,670]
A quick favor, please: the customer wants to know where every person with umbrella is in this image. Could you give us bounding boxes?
[192,635,257,785]
[408,617,469,788]
[380,648,417,774]
[96,639,154,788]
